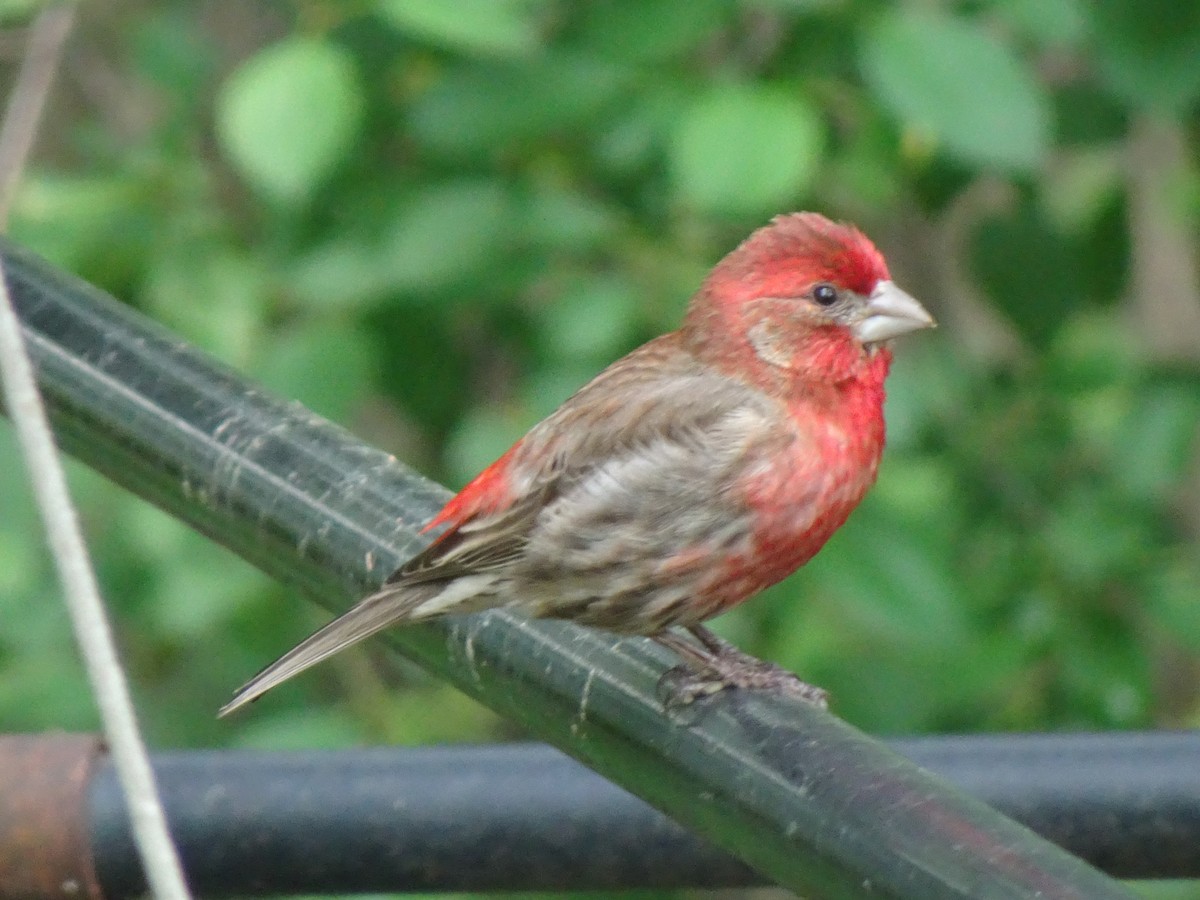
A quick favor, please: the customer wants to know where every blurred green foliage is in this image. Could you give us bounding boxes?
[3,0,1200,788]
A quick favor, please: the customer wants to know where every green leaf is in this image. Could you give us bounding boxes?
[144,247,269,365]
[822,121,904,211]
[993,0,1086,48]
[880,343,973,449]
[382,179,514,294]
[408,54,628,158]
[593,82,687,176]
[1040,488,1149,586]
[811,502,971,648]
[1092,0,1200,113]
[1110,385,1200,501]
[287,238,398,312]
[1041,147,1122,232]
[376,0,544,58]
[518,185,622,251]
[670,83,823,216]
[10,172,151,273]
[280,178,518,309]
[1053,84,1128,146]
[446,406,531,486]
[575,0,729,62]
[970,206,1083,346]
[538,275,640,362]
[133,7,216,100]
[216,38,364,201]
[251,322,377,423]
[232,708,366,750]
[151,537,264,640]
[0,0,47,25]
[0,430,40,598]
[521,367,592,420]
[1048,312,1140,395]
[1145,562,1200,655]
[861,9,1050,170]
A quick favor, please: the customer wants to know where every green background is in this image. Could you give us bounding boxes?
[3,1,1200,896]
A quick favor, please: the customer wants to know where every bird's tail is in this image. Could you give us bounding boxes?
[218,579,453,718]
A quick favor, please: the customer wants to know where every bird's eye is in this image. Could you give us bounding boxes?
[812,283,839,306]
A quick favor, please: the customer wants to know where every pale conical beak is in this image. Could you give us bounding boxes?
[852,280,936,344]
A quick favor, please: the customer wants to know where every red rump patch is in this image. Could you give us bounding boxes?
[423,443,521,533]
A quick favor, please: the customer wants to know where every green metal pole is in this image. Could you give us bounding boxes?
[0,238,1137,899]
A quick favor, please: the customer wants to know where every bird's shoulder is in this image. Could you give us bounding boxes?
[513,333,779,475]
[399,336,784,582]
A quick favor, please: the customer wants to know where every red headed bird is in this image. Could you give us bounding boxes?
[220,212,934,716]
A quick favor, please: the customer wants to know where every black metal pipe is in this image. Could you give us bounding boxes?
[0,236,1140,899]
[900,731,1200,881]
[89,743,753,896]
[81,734,1200,896]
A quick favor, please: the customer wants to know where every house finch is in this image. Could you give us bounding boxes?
[220,212,934,716]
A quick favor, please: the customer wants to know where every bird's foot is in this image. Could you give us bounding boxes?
[653,625,829,709]
[656,659,830,709]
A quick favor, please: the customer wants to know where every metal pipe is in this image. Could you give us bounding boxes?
[85,735,1200,895]
[0,733,1188,896]
[89,742,754,896]
[0,237,1138,899]
[0,734,105,900]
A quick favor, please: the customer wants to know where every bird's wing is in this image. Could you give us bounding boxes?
[219,339,780,716]
[392,336,778,586]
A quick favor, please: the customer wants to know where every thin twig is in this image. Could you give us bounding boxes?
[0,6,192,899]
[0,4,74,226]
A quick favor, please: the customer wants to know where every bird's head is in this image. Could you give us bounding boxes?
[684,212,935,384]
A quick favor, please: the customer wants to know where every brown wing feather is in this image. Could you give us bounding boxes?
[221,336,776,715]
[217,579,445,717]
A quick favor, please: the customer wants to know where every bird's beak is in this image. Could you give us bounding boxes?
[853,280,936,344]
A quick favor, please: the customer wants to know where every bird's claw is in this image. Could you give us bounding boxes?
[656,658,830,710]
[656,664,724,710]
